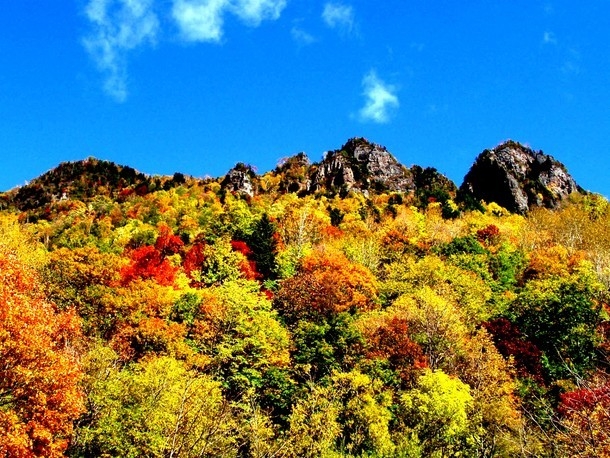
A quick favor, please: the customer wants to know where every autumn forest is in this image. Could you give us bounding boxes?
[1,139,610,457]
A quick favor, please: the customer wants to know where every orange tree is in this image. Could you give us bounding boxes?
[275,249,379,323]
[274,250,379,381]
[0,251,84,457]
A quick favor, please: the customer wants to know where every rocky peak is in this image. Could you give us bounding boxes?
[221,163,256,197]
[460,141,582,214]
[309,138,414,193]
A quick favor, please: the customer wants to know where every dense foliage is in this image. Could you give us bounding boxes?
[1,160,610,457]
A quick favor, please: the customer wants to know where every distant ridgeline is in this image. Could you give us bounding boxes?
[1,138,585,219]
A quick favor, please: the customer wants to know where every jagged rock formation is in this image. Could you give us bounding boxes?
[221,163,256,197]
[309,138,415,194]
[460,141,583,214]
[275,152,311,194]
[1,138,586,219]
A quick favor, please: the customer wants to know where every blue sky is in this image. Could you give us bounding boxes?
[1,1,609,197]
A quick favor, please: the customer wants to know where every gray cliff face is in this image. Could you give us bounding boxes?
[221,163,256,197]
[309,153,355,192]
[460,141,582,214]
[309,138,415,193]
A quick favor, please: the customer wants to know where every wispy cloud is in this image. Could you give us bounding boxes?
[543,31,557,45]
[358,70,399,124]
[83,0,287,100]
[561,47,581,76]
[83,0,159,102]
[291,26,316,46]
[322,2,355,35]
[230,0,287,26]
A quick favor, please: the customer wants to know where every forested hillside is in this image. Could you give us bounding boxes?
[1,139,610,457]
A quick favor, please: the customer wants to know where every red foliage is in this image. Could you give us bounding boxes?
[560,383,610,416]
[476,224,500,245]
[366,316,427,383]
[275,251,378,322]
[557,381,610,454]
[231,240,262,280]
[231,240,253,257]
[183,242,206,278]
[382,229,431,256]
[482,318,544,382]
[322,225,344,239]
[135,183,149,196]
[121,245,177,286]
[239,259,262,281]
[155,225,184,257]
[118,187,134,201]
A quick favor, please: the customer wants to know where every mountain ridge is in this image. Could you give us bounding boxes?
[1,138,585,216]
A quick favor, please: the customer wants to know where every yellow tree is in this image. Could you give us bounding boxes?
[73,348,236,457]
[456,330,523,457]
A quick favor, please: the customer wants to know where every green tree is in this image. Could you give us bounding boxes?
[194,281,291,401]
[399,369,475,457]
[245,213,278,279]
[514,262,604,380]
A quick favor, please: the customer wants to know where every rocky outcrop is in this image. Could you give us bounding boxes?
[460,141,582,214]
[276,152,311,194]
[309,138,415,194]
[221,163,256,197]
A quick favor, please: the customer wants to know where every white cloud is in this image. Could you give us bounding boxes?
[322,2,354,35]
[172,0,227,42]
[172,0,286,42]
[83,0,287,100]
[83,0,159,102]
[358,70,399,124]
[230,0,287,26]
